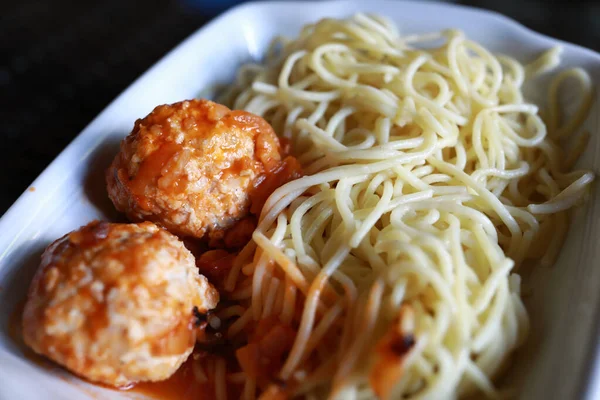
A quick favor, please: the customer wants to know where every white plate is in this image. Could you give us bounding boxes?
[1,1,599,399]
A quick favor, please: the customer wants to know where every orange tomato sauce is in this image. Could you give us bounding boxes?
[126,357,211,400]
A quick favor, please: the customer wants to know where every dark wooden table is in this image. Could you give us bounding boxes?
[1,0,598,215]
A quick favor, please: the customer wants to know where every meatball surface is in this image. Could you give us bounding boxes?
[22,221,219,387]
[106,99,282,239]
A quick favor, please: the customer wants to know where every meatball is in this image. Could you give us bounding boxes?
[22,221,219,387]
[106,99,283,240]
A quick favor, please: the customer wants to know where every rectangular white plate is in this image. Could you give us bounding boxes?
[1,1,599,399]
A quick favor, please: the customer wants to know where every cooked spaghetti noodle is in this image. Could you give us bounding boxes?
[214,14,594,399]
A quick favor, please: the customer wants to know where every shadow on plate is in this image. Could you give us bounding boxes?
[83,135,127,223]
[0,244,49,362]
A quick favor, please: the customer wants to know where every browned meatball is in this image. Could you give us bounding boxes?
[22,221,219,387]
[106,99,283,240]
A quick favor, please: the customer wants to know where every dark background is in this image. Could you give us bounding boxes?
[0,0,598,216]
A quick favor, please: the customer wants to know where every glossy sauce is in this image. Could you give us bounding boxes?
[68,220,110,247]
[127,357,210,400]
[250,156,303,215]
[128,142,182,210]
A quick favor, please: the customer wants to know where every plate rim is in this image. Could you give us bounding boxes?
[1,1,599,399]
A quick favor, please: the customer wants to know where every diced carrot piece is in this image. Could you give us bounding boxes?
[237,321,297,386]
[258,384,288,400]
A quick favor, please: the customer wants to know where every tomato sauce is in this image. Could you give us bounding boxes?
[127,357,211,400]
[127,142,183,210]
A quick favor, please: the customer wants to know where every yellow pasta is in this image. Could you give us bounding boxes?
[220,13,594,399]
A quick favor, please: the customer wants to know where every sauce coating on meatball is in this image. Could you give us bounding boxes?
[22,221,219,387]
[106,99,283,240]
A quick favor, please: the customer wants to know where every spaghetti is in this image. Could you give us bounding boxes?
[216,14,594,399]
